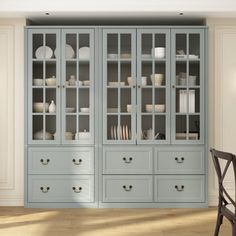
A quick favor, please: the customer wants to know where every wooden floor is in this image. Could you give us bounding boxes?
[0,207,231,236]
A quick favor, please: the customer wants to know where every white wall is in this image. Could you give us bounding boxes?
[0,18,25,205]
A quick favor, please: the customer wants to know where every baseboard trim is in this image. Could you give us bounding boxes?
[0,198,24,206]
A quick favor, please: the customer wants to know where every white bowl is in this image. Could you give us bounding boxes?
[141,76,147,86]
[155,104,165,113]
[154,47,165,58]
[46,77,56,86]
[150,74,164,86]
[127,104,132,113]
[127,77,135,85]
[65,132,74,140]
[80,107,90,113]
[33,102,49,113]
[145,104,153,112]
[66,107,75,113]
[33,130,52,140]
[75,132,91,140]
[83,80,90,86]
[33,78,43,86]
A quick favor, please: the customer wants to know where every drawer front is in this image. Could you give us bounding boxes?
[103,147,153,174]
[155,148,204,174]
[28,147,94,174]
[28,175,94,203]
[155,175,205,203]
[103,175,153,202]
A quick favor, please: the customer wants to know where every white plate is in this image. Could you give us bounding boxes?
[126,125,128,140]
[54,44,75,59]
[123,125,126,140]
[111,126,114,140]
[114,125,117,140]
[35,46,53,59]
[142,54,152,58]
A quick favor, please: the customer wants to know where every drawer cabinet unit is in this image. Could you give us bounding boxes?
[28,147,94,174]
[28,175,94,203]
[154,175,205,203]
[25,26,207,208]
[154,147,205,174]
[103,147,153,174]
[103,175,153,202]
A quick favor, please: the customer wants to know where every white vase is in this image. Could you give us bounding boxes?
[49,100,56,113]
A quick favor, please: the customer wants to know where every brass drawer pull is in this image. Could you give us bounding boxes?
[175,185,185,192]
[40,159,50,165]
[40,187,50,193]
[72,159,82,165]
[175,157,185,163]
[123,185,133,191]
[123,157,133,164]
[72,187,82,193]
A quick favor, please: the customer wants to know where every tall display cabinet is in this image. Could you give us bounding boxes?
[25,26,208,208]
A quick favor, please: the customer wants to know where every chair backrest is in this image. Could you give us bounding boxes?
[210,148,236,212]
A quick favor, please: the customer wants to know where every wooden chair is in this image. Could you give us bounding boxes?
[210,148,236,236]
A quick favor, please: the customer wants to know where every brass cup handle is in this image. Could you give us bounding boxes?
[72,159,82,165]
[175,157,185,163]
[123,157,133,164]
[40,159,50,165]
[175,185,185,192]
[40,187,50,193]
[123,185,133,191]
[72,187,82,193]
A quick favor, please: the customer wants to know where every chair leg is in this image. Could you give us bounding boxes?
[214,213,223,236]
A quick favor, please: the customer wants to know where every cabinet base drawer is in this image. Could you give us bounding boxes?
[103,175,153,202]
[28,175,94,203]
[28,147,94,174]
[155,175,205,203]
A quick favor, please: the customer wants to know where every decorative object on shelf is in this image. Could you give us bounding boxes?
[121,53,131,58]
[69,75,76,86]
[65,81,69,86]
[46,76,56,86]
[33,130,52,140]
[33,78,43,86]
[153,47,165,59]
[107,53,118,59]
[108,82,125,86]
[155,104,165,113]
[179,90,195,113]
[141,76,147,86]
[150,73,163,86]
[142,128,159,140]
[142,53,152,58]
[83,80,90,86]
[145,104,153,113]
[80,107,90,113]
[49,100,56,113]
[65,107,76,113]
[65,132,74,140]
[127,76,135,86]
[189,75,197,86]
[78,46,90,60]
[33,102,49,113]
[77,80,83,86]
[35,46,53,59]
[75,130,91,140]
[127,104,132,113]
[176,133,198,140]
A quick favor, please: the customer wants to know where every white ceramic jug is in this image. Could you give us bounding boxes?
[49,100,56,113]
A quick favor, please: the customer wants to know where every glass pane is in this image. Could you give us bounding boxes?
[46,115,56,140]
[120,88,131,113]
[154,34,166,59]
[66,115,76,140]
[33,115,43,140]
[189,115,200,140]
[141,115,153,140]
[141,61,152,86]
[189,89,200,113]
[142,88,152,113]
[46,34,56,59]
[189,34,200,59]
[189,61,200,86]
[79,62,90,86]
[120,115,131,140]
[79,34,90,60]
[79,88,89,113]
[176,89,187,113]
[141,34,152,58]
[176,115,187,140]
[121,61,131,86]
[107,62,118,84]
[66,61,76,86]
[155,115,166,140]
[155,88,165,113]
[120,34,131,58]
[66,88,77,113]
[66,34,76,59]
[45,61,56,86]
[176,34,187,58]
[32,61,43,86]
[46,88,56,113]
[176,61,187,86]
[107,88,118,113]
[107,34,118,57]
[154,62,165,86]
[33,34,43,59]
[32,88,44,113]
[107,115,118,140]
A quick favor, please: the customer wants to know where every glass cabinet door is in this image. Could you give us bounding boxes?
[103,29,136,144]
[62,29,94,144]
[28,29,60,144]
[137,29,170,144]
[171,29,204,144]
